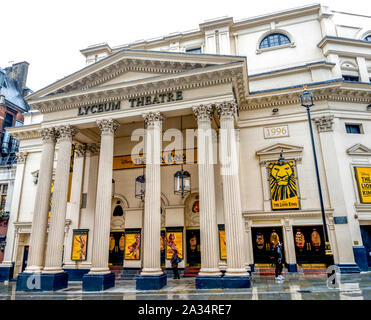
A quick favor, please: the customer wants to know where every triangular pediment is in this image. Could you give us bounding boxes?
[26,49,247,100]
[347,144,371,156]
[256,143,303,156]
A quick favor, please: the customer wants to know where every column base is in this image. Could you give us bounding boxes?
[16,272,68,291]
[0,263,14,282]
[196,276,222,289]
[63,268,90,281]
[336,264,361,274]
[222,276,251,289]
[353,246,369,271]
[249,264,255,273]
[82,272,115,291]
[286,264,298,273]
[136,273,167,290]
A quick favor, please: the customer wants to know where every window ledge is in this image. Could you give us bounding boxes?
[256,42,295,54]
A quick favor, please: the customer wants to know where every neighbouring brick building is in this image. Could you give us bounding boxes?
[0,62,31,263]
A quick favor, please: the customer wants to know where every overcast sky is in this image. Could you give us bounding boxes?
[2,0,370,92]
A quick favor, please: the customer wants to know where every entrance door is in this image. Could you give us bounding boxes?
[252,227,284,264]
[186,229,201,266]
[21,246,29,272]
[109,231,125,266]
[361,226,371,268]
[293,226,326,264]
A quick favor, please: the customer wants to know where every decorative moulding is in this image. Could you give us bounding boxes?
[256,142,303,164]
[347,144,371,156]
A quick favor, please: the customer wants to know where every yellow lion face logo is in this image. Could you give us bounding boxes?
[269,161,297,202]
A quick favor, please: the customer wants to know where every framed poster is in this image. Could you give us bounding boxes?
[166,227,183,260]
[124,229,141,260]
[218,225,227,260]
[268,160,299,210]
[354,167,371,203]
[71,229,89,261]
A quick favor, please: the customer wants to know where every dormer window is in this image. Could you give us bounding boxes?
[259,33,291,49]
[186,47,202,54]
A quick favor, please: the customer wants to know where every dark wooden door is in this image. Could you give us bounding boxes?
[186,229,201,266]
[108,231,125,266]
[252,227,284,264]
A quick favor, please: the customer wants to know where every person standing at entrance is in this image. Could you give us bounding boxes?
[171,248,181,279]
[271,241,284,280]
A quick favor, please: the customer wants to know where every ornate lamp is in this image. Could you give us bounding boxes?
[135,175,145,201]
[300,90,314,108]
[174,170,191,198]
[174,115,191,198]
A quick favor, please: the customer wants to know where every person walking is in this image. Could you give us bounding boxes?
[271,241,284,281]
[170,248,181,279]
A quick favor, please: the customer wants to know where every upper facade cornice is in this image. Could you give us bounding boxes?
[244,80,371,110]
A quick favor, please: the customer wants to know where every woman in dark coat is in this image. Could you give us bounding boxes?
[170,248,181,279]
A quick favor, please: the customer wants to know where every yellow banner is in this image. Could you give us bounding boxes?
[219,229,227,260]
[113,149,197,170]
[166,231,183,260]
[71,230,88,261]
[355,167,371,203]
[268,160,299,210]
[124,231,141,260]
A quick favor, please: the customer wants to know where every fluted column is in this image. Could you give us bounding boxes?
[61,143,87,269]
[43,125,78,273]
[24,128,56,273]
[193,105,221,277]
[89,119,119,274]
[216,101,249,277]
[141,112,163,276]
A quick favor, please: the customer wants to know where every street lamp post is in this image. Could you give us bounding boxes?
[300,90,333,260]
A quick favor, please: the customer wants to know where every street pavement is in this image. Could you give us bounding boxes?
[0,272,370,300]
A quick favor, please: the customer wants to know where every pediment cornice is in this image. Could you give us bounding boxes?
[256,143,304,164]
[27,62,248,114]
[27,49,247,100]
[347,143,371,156]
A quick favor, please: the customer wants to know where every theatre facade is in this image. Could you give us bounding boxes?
[0,4,371,291]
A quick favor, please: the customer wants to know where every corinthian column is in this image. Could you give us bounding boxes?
[193,104,221,278]
[216,101,249,277]
[43,125,78,274]
[24,128,56,273]
[140,112,164,277]
[89,119,119,275]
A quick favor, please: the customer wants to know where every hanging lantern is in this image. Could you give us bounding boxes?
[174,170,191,198]
[135,175,145,201]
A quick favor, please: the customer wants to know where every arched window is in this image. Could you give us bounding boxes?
[259,33,291,49]
[365,35,371,42]
[113,205,123,217]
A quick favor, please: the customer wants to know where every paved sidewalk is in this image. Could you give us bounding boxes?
[1,273,370,300]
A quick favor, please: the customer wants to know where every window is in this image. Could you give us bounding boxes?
[259,33,290,49]
[343,75,359,82]
[345,124,362,134]
[3,113,14,129]
[0,184,8,210]
[186,47,202,54]
[365,35,371,42]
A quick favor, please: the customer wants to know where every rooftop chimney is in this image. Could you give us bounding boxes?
[6,61,29,95]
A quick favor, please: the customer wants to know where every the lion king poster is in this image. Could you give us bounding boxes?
[268,160,299,210]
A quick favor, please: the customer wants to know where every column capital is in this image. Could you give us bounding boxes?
[215,101,238,119]
[143,112,163,127]
[192,104,214,121]
[86,143,100,156]
[314,115,334,133]
[97,119,120,135]
[74,143,87,158]
[15,151,28,164]
[40,127,57,144]
[56,125,79,142]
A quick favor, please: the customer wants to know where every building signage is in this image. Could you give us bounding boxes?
[113,148,197,170]
[71,229,89,261]
[264,125,289,139]
[268,160,299,210]
[124,229,141,260]
[77,90,183,116]
[354,167,371,203]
